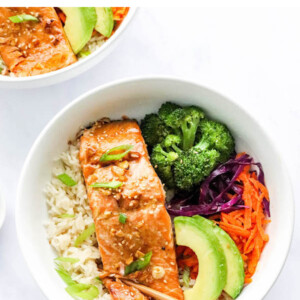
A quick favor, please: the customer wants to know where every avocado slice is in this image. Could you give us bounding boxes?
[193,216,245,299]
[95,8,114,38]
[174,216,227,300]
[60,7,97,54]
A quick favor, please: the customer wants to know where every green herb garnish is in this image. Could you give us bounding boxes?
[78,50,91,58]
[55,257,79,264]
[125,251,152,275]
[66,284,99,300]
[55,263,99,299]
[55,263,76,286]
[74,223,95,247]
[100,144,134,162]
[90,182,123,189]
[58,214,75,219]
[9,14,39,23]
[94,277,103,284]
[183,266,190,287]
[119,213,127,224]
[57,173,77,187]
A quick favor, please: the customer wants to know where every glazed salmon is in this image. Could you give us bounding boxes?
[0,7,76,76]
[104,279,149,300]
[79,120,184,300]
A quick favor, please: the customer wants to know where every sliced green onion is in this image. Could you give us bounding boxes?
[90,182,123,189]
[66,283,90,295]
[183,266,190,287]
[9,14,39,23]
[94,277,103,284]
[77,285,99,300]
[66,284,99,300]
[125,251,152,275]
[57,173,77,187]
[78,50,91,58]
[119,213,127,224]
[100,144,134,162]
[55,262,99,299]
[58,213,75,219]
[55,263,76,286]
[74,223,95,247]
[55,257,79,264]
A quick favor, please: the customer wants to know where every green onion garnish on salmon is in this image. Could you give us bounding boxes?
[90,182,123,189]
[125,252,152,275]
[119,213,127,224]
[9,14,39,23]
[100,144,133,162]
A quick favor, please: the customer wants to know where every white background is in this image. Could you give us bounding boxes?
[0,7,299,299]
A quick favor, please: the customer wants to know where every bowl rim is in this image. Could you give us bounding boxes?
[0,7,137,83]
[16,76,295,300]
[0,187,5,230]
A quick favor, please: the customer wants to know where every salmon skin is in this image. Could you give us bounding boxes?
[104,279,149,300]
[80,120,184,299]
[0,7,76,76]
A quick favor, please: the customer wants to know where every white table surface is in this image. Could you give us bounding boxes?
[0,7,299,299]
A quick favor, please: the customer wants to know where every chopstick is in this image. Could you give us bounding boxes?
[122,279,178,300]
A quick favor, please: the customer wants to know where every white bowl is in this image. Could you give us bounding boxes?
[16,77,294,300]
[0,8,136,89]
[0,190,5,230]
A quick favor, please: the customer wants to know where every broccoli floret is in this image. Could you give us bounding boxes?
[159,104,205,151]
[150,134,181,188]
[151,142,179,188]
[195,120,235,162]
[140,113,170,147]
[144,103,235,192]
[158,102,181,122]
[162,134,182,153]
[174,149,220,190]
[172,120,235,190]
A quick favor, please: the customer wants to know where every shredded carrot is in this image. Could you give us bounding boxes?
[176,246,199,280]
[244,277,252,284]
[57,11,66,24]
[110,7,130,35]
[208,214,221,221]
[218,154,270,283]
[219,222,251,237]
[175,153,270,285]
[112,7,129,21]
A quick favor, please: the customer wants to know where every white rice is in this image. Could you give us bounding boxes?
[45,141,194,299]
[45,142,110,299]
[78,34,106,61]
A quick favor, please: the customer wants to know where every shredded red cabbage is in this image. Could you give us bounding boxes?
[167,153,270,217]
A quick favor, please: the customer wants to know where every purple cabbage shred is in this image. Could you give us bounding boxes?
[167,153,270,217]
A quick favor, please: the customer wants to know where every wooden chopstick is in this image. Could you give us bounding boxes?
[122,279,178,300]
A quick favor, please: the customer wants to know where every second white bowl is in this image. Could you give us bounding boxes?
[0,8,136,89]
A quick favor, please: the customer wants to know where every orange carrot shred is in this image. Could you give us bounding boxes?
[57,11,66,24]
[220,153,270,283]
[175,153,270,286]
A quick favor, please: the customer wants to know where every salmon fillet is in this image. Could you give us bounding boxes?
[79,120,184,300]
[0,7,76,76]
[104,279,149,300]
